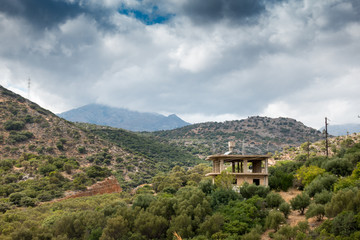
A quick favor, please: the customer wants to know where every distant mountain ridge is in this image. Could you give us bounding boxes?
[319,123,360,136]
[58,104,190,132]
[147,116,324,158]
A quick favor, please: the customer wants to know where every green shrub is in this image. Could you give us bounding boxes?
[265,210,286,231]
[86,166,111,179]
[4,120,25,130]
[132,194,156,210]
[323,158,353,176]
[240,182,270,199]
[20,196,37,207]
[279,202,291,219]
[78,146,86,154]
[9,192,26,206]
[314,190,332,205]
[7,131,34,143]
[269,169,294,191]
[332,211,358,236]
[304,173,337,197]
[211,188,242,209]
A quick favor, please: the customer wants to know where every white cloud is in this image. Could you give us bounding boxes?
[1,0,360,130]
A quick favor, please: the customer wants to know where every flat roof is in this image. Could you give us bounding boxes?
[206,154,270,162]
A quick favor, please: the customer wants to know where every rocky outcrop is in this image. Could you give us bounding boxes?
[57,176,122,201]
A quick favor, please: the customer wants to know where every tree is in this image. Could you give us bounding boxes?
[323,158,353,177]
[214,171,235,190]
[240,182,270,199]
[198,213,224,238]
[133,211,168,239]
[132,194,155,210]
[305,203,325,221]
[100,216,129,240]
[279,202,291,219]
[290,193,310,215]
[332,211,358,237]
[325,188,360,218]
[268,169,294,191]
[295,165,325,187]
[314,190,332,205]
[304,173,337,197]
[210,188,241,209]
[265,210,286,231]
[266,192,284,209]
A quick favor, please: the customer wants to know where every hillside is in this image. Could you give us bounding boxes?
[58,104,190,131]
[0,86,201,190]
[0,87,125,160]
[147,116,324,158]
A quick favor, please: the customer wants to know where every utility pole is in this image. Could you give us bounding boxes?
[307,136,310,160]
[325,117,329,158]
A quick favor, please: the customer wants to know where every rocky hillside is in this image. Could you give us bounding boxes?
[148,116,324,158]
[58,103,190,131]
[0,86,127,160]
[0,86,201,189]
[271,132,360,162]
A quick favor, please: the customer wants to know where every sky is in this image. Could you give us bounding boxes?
[0,0,360,129]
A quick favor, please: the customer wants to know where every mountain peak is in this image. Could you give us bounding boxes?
[58,104,189,131]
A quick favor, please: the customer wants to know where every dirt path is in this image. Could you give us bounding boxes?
[261,189,306,240]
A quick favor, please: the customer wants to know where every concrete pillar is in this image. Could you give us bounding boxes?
[265,158,268,174]
[220,159,224,172]
[243,160,248,173]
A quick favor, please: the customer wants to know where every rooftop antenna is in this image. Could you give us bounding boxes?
[27,78,31,100]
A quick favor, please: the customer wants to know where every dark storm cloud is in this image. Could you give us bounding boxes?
[0,0,117,30]
[180,0,284,25]
[0,0,85,29]
[319,0,360,31]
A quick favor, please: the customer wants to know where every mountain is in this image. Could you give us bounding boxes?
[0,86,201,190]
[58,104,190,131]
[319,123,360,136]
[146,116,324,158]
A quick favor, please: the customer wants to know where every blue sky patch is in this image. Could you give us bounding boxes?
[119,7,173,25]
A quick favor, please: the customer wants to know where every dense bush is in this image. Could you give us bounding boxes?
[86,165,111,179]
[7,131,34,143]
[323,158,353,176]
[304,173,337,197]
[4,120,25,130]
[269,168,294,191]
[210,187,242,209]
[240,182,270,199]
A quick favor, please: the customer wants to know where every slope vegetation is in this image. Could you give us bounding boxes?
[148,116,324,158]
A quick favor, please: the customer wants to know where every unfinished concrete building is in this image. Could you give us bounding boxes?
[206,142,269,186]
